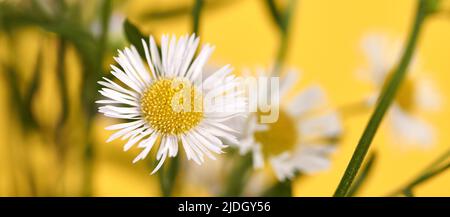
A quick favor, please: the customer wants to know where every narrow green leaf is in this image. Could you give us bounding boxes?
[333,0,428,197]
[192,0,204,35]
[264,0,284,31]
[123,19,146,58]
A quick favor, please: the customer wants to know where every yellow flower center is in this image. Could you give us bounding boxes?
[254,110,298,157]
[140,78,203,135]
[382,71,416,112]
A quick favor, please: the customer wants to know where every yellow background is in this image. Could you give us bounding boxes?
[1,0,450,196]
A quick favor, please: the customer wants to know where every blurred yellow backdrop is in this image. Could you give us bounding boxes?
[1,0,450,196]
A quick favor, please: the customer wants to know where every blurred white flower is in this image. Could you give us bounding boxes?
[359,33,441,148]
[97,34,246,174]
[234,68,342,181]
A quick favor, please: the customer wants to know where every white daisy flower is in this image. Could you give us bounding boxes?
[359,33,441,148]
[235,68,342,181]
[97,34,246,174]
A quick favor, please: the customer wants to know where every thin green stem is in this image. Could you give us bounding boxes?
[333,0,429,197]
[388,148,450,196]
[192,0,203,36]
[346,151,377,197]
[422,148,450,172]
[81,0,112,196]
[55,38,68,195]
[222,153,253,196]
[158,156,180,196]
[262,179,294,197]
[409,162,450,187]
[272,0,297,76]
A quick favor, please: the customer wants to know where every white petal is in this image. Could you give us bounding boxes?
[141,38,158,79]
[185,44,215,81]
[132,133,159,163]
[389,106,434,147]
[279,68,300,97]
[149,36,163,76]
[106,122,145,143]
[299,111,342,140]
[286,85,326,117]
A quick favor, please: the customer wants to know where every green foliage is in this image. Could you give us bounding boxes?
[123,19,147,58]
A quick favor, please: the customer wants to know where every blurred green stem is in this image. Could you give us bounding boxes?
[268,0,297,76]
[159,156,180,196]
[333,0,429,197]
[265,0,283,29]
[192,0,203,35]
[55,38,68,195]
[222,153,253,196]
[262,179,293,197]
[81,0,112,196]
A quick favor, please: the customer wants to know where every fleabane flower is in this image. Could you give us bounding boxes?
[97,34,246,174]
[359,33,441,148]
[235,68,342,181]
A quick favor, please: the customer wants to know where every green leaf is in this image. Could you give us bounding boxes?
[333,0,429,197]
[123,19,146,58]
[192,0,204,35]
[264,0,284,31]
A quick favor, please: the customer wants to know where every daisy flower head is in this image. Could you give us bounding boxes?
[359,33,441,148]
[97,34,246,174]
[236,67,342,181]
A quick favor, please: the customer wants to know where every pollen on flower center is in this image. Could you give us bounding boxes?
[140,78,203,135]
[383,71,416,112]
[254,110,298,157]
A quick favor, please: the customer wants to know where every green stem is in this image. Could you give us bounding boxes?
[346,151,377,197]
[222,153,253,196]
[408,162,450,188]
[388,149,450,196]
[81,0,112,196]
[272,0,297,76]
[158,155,180,196]
[55,38,68,195]
[422,148,450,172]
[192,0,203,35]
[262,179,294,197]
[333,0,428,197]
